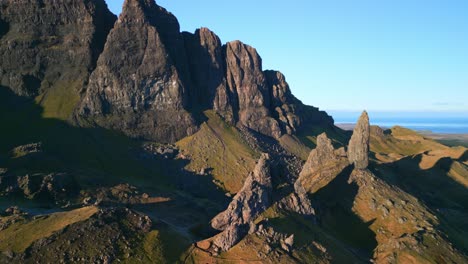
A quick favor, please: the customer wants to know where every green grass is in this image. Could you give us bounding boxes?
[0,88,172,192]
[0,206,98,253]
[297,124,349,149]
[124,227,191,263]
[177,110,259,193]
[278,134,311,160]
[35,78,82,120]
[256,205,369,263]
[277,124,349,161]
[370,126,446,158]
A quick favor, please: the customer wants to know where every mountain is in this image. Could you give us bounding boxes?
[0,0,467,263]
[76,0,332,142]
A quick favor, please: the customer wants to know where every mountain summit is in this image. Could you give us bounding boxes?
[1,0,332,142]
[78,0,333,142]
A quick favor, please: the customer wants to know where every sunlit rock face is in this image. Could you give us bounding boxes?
[78,0,197,142]
[348,111,370,169]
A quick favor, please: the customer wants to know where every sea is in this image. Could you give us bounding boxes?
[329,111,468,134]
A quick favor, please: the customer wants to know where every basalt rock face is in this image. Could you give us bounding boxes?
[210,153,273,251]
[0,0,116,98]
[265,70,333,135]
[223,41,283,138]
[211,153,273,230]
[183,32,333,139]
[348,111,370,169]
[296,133,349,193]
[78,0,197,142]
[182,28,230,114]
[1,0,333,142]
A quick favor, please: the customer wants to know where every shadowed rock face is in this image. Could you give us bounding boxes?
[183,28,230,114]
[348,111,370,169]
[0,0,116,97]
[296,133,349,193]
[78,0,197,142]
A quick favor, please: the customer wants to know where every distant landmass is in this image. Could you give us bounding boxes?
[331,111,468,134]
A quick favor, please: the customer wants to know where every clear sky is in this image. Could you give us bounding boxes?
[105,0,468,113]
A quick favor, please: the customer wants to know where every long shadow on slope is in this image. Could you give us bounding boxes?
[297,123,351,150]
[460,150,468,163]
[0,87,228,216]
[311,165,377,260]
[371,154,468,252]
[0,86,146,188]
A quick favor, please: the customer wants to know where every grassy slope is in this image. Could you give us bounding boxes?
[124,228,191,264]
[177,110,259,193]
[186,205,366,263]
[0,206,98,253]
[279,124,349,161]
[0,88,170,191]
[370,126,463,161]
[368,126,468,259]
[34,78,82,121]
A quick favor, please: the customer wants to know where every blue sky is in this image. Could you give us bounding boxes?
[105,0,468,113]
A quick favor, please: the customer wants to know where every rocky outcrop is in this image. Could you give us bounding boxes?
[278,186,315,216]
[78,0,196,142]
[183,27,333,140]
[12,208,153,263]
[296,133,349,193]
[212,224,249,252]
[224,41,283,138]
[211,153,273,230]
[0,172,78,204]
[265,70,333,135]
[0,0,116,100]
[348,111,370,169]
[183,28,230,115]
[211,153,273,251]
[1,0,333,142]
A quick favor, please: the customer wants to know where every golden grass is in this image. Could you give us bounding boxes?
[177,110,258,193]
[0,206,98,253]
[278,134,311,160]
[448,161,468,187]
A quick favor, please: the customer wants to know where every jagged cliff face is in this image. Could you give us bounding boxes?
[0,0,116,103]
[0,0,332,142]
[182,28,229,113]
[78,0,197,142]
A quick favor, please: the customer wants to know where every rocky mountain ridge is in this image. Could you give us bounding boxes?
[1,0,332,142]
